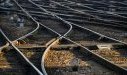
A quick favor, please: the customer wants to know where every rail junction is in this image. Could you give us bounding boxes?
[0,0,127,75]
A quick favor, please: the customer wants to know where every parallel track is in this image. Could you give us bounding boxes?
[27,0,127,74]
[0,0,127,75]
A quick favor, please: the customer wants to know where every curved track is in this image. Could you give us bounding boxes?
[0,0,127,75]
[0,0,42,75]
[1,0,72,75]
[28,0,127,74]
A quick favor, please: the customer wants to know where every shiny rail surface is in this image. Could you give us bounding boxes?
[0,0,127,75]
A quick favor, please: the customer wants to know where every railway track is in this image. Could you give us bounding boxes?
[0,12,37,41]
[0,48,28,75]
[1,3,127,26]
[25,0,127,74]
[0,1,71,74]
[1,6,127,30]
[0,0,127,75]
[44,41,118,75]
[50,0,127,24]
[67,0,127,8]
[61,0,127,22]
[27,0,127,74]
[31,0,127,23]
[0,0,45,75]
[30,0,127,43]
[58,0,127,18]
[66,0,127,17]
[0,31,41,75]
[51,0,127,25]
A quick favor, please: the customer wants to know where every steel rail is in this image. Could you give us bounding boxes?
[12,0,40,41]
[13,0,62,54]
[1,1,43,75]
[29,0,127,74]
[2,8,127,36]
[41,0,127,45]
[28,1,73,75]
[1,6,127,24]
[41,22,127,74]
[50,0,127,25]
[33,5,127,22]
[0,29,43,75]
[30,0,127,56]
[0,1,109,75]
[0,0,61,75]
[1,0,127,74]
[22,4,127,17]
[0,0,45,74]
[33,6,127,27]
[83,0,127,6]
[12,1,73,75]
[21,0,127,46]
[1,6,127,15]
[2,9,127,27]
[60,1,127,9]
[28,0,72,38]
[6,10,127,30]
[12,0,61,43]
[25,8,127,28]
[103,0,127,6]
[63,0,127,18]
[2,3,127,44]
[57,0,127,7]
